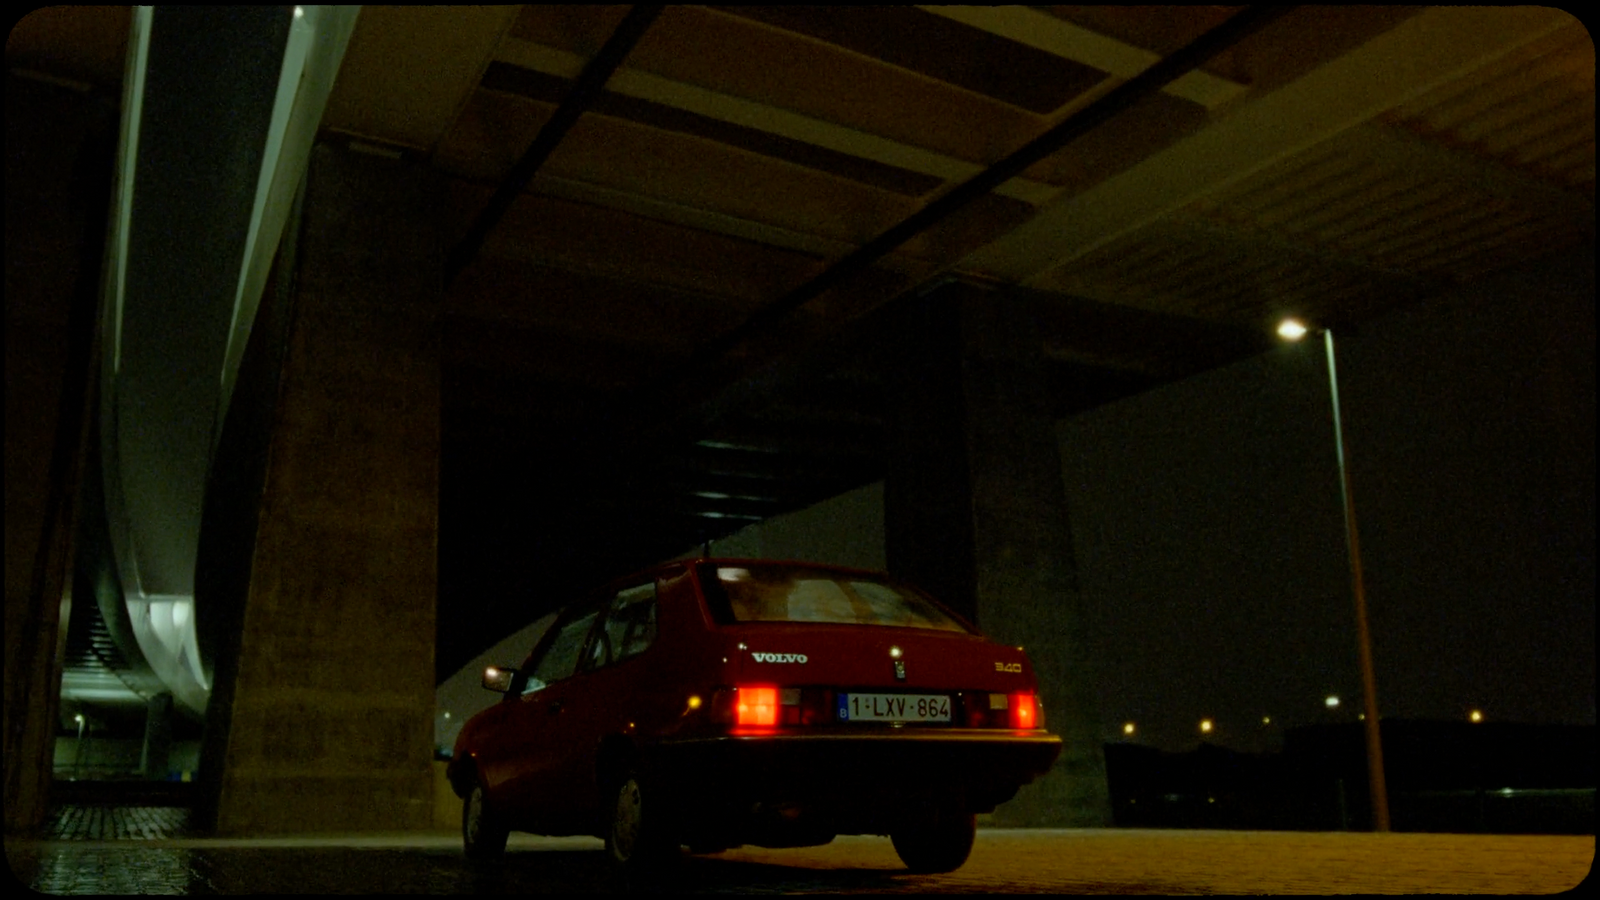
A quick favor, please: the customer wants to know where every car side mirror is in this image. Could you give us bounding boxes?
[482,665,516,693]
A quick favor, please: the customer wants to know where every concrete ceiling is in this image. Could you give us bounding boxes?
[10,6,1594,678]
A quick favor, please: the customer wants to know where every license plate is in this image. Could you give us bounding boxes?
[836,693,951,722]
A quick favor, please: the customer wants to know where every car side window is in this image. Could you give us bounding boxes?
[524,606,601,694]
[587,582,657,671]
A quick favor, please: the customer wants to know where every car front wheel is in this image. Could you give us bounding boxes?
[604,771,678,875]
[463,782,509,860]
[890,809,976,873]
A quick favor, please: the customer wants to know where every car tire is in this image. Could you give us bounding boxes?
[604,770,678,875]
[890,808,976,873]
[462,781,509,860]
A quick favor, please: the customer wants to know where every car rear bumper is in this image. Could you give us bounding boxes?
[649,728,1062,834]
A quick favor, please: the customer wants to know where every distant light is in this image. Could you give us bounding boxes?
[686,694,702,710]
[1470,709,1484,723]
[1199,719,1214,734]
[293,6,303,18]
[1499,787,1513,796]
[1262,716,1271,725]
[442,711,450,720]
[1123,722,1136,736]
[1278,318,1310,341]
[889,646,903,659]
[1325,695,1341,709]
[74,714,84,724]
[697,439,779,453]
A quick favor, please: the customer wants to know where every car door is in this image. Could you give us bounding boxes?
[490,597,605,833]
[530,580,662,831]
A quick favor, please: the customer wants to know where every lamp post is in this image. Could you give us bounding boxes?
[1279,318,1391,832]
[72,713,87,781]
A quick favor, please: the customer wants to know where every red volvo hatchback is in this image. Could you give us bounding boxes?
[447,559,1062,873]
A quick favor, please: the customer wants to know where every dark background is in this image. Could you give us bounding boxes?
[1061,247,1594,752]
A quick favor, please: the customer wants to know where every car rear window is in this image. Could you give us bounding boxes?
[701,564,971,633]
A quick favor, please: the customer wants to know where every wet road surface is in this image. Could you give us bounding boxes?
[7,828,1593,894]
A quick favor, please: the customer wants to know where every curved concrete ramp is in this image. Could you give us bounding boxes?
[95,7,358,716]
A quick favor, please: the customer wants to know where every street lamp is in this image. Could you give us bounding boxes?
[72,713,87,781]
[1279,318,1391,832]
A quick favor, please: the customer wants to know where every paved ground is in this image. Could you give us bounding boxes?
[37,805,192,841]
[6,824,1592,894]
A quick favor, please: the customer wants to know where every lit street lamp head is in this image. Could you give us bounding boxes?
[1277,318,1310,341]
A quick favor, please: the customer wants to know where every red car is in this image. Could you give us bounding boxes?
[447,559,1062,873]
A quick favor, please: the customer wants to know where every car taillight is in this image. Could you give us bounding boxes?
[962,691,1041,728]
[1010,691,1039,729]
[736,685,779,726]
[723,685,826,727]
[962,691,993,727]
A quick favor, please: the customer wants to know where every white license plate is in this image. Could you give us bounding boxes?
[837,693,951,722]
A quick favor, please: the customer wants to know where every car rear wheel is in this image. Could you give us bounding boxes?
[604,771,678,875]
[462,782,509,860]
[890,809,976,873]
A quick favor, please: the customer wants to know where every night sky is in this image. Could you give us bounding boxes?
[1060,247,1594,752]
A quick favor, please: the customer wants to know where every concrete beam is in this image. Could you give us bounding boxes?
[955,7,1576,286]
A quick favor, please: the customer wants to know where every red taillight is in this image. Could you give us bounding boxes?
[736,685,779,726]
[1010,691,1038,729]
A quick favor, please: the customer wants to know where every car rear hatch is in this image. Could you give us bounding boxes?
[687,560,1050,732]
[656,622,1059,822]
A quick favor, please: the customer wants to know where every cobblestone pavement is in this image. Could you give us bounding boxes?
[6,827,1593,894]
[39,806,192,841]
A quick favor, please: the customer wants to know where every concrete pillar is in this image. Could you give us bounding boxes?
[139,693,173,779]
[884,282,1110,827]
[199,144,441,834]
[4,76,114,835]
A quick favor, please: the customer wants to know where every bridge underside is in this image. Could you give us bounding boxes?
[6,6,1592,836]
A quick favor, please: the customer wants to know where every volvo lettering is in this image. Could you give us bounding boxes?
[751,652,808,664]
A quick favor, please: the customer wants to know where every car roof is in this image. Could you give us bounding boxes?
[676,559,981,636]
[604,557,900,589]
[686,558,898,578]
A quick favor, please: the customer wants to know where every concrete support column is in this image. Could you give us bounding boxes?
[4,77,114,835]
[885,283,1109,827]
[139,692,173,779]
[201,144,441,834]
